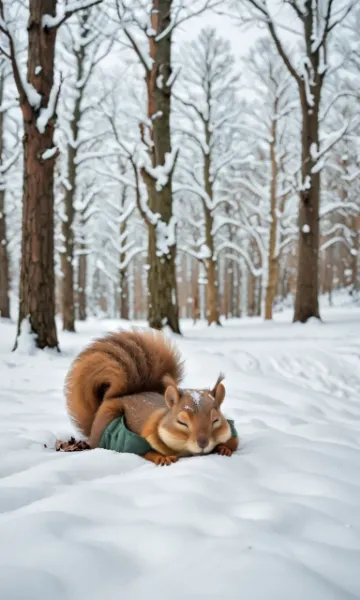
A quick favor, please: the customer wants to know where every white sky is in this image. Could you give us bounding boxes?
[174,2,298,61]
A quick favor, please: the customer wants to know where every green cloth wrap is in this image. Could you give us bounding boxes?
[227,419,238,439]
[99,415,238,456]
[99,416,153,455]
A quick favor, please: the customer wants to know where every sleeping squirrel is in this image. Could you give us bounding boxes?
[65,329,239,466]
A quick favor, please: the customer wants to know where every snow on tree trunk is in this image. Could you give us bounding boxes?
[294,94,321,323]
[141,1,180,334]
[17,115,59,350]
[13,2,59,350]
[0,0,102,346]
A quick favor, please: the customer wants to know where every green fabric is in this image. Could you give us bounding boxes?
[99,415,238,456]
[227,419,238,439]
[99,416,153,455]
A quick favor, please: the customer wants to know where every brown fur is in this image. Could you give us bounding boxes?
[65,329,238,464]
[65,329,184,438]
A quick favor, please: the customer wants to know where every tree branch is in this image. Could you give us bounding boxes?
[43,0,103,30]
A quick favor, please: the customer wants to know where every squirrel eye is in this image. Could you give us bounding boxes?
[177,419,188,428]
[212,418,220,425]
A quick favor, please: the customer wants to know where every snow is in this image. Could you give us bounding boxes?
[190,390,201,405]
[155,215,176,257]
[302,224,310,233]
[302,175,311,191]
[41,147,58,160]
[36,79,60,134]
[20,74,41,110]
[143,149,178,192]
[42,7,65,29]
[1,304,360,599]
[198,243,212,259]
[15,316,37,355]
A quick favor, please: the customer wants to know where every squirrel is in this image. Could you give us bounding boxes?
[64,329,239,466]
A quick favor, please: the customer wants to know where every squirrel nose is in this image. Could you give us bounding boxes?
[197,435,209,449]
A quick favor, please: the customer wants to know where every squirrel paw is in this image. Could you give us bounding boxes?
[216,444,233,457]
[143,451,178,466]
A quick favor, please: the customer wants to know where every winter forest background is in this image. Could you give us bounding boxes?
[0,0,359,350]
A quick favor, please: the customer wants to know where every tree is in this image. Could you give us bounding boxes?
[174,28,240,325]
[0,0,102,350]
[236,0,355,322]
[114,0,221,334]
[243,38,298,319]
[0,61,19,319]
[57,7,111,331]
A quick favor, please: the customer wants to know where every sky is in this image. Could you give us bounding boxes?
[174,2,298,61]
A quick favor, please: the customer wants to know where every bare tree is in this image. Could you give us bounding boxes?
[0,0,102,350]
[236,0,355,322]
[0,62,19,318]
[58,8,110,331]
[243,38,298,319]
[174,28,240,325]
[114,0,221,334]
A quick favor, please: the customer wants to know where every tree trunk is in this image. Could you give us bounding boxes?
[265,115,278,320]
[293,105,321,322]
[60,27,87,332]
[0,75,10,319]
[77,243,87,321]
[350,215,359,295]
[119,269,129,320]
[192,261,200,323]
[293,9,321,323]
[61,141,76,331]
[0,188,10,319]
[141,1,180,334]
[203,198,221,325]
[16,119,58,349]
[203,119,220,326]
[14,1,59,349]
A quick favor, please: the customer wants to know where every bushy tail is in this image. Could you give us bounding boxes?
[65,329,184,437]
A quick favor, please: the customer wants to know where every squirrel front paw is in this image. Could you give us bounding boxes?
[216,444,233,457]
[143,451,178,466]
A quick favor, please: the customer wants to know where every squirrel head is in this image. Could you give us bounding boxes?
[158,373,231,456]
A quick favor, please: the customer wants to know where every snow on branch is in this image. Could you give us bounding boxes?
[42,0,103,29]
[216,241,263,278]
[36,74,62,133]
[320,201,360,218]
[0,145,21,174]
[140,147,179,191]
[155,215,177,257]
[173,182,213,210]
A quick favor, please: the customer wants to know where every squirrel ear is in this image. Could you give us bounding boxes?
[164,385,180,409]
[211,372,226,406]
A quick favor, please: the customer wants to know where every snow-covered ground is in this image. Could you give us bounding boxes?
[1,303,360,600]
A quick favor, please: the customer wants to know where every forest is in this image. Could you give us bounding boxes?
[0,0,359,349]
